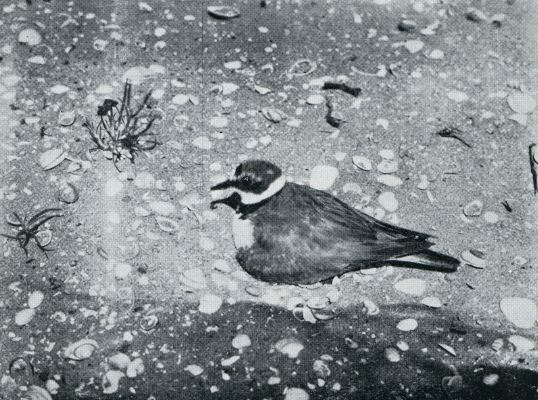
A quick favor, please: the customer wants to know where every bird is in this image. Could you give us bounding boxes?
[210,160,459,285]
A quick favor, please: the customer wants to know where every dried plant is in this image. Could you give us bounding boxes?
[83,81,160,171]
[1,208,63,258]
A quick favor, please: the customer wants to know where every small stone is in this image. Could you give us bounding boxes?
[362,298,379,316]
[126,358,144,378]
[438,343,456,356]
[102,370,125,394]
[352,156,372,171]
[309,165,339,190]
[284,388,309,400]
[500,297,537,329]
[209,116,229,128]
[28,291,44,309]
[207,5,240,19]
[385,347,400,362]
[483,374,499,386]
[45,380,60,395]
[18,28,42,46]
[376,118,389,130]
[507,335,535,352]
[404,39,424,54]
[156,216,180,233]
[484,211,499,224]
[447,90,469,102]
[192,136,212,150]
[342,182,361,194]
[463,200,483,217]
[219,82,239,95]
[28,55,46,64]
[245,286,262,297]
[491,338,504,352]
[397,318,418,331]
[466,7,488,22]
[232,334,251,349]
[394,278,426,296]
[417,175,429,190]
[376,175,403,187]
[274,338,304,358]
[398,19,417,31]
[379,149,395,160]
[198,294,222,314]
[172,94,189,105]
[15,308,36,326]
[306,94,325,105]
[221,355,240,367]
[154,27,166,37]
[148,201,176,216]
[378,192,398,212]
[213,259,230,273]
[261,107,285,123]
[421,296,442,308]
[199,237,215,251]
[114,262,132,279]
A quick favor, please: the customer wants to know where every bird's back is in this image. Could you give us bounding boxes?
[236,182,433,284]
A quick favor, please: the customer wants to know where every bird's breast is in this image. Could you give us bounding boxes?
[232,214,255,249]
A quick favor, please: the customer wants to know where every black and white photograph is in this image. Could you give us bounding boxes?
[0,0,537,399]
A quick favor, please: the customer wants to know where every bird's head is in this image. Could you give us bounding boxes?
[210,160,286,209]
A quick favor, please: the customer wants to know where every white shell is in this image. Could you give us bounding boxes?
[15,308,36,326]
[64,339,99,360]
[108,353,131,370]
[26,385,52,400]
[274,337,304,358]
[28,291,44,309]
[39,149,67,170]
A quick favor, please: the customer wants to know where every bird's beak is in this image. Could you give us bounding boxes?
[210,179,236,191]
[210,192,241,210]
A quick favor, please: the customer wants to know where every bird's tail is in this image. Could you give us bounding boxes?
[388,249,459,273]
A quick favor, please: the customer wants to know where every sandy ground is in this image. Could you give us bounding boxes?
[0,0,537,399]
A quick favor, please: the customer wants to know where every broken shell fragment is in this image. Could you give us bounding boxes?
[460,249,486,269]
[64,339,99,360]
[108,353,131,370]
[28,291,44,309]
[15,308,36,326]
[261,107,286,123]
[463,200,483,217]
[274,337,304,359]
[35,230,52,247]
[58,111,76,126]
[140,314,159,331]
[156,216,180,233]
[126,358,145,378]
[58,182,79,204]
[26,385,52,400]
[207,5,240,19]
[102,370,125,394]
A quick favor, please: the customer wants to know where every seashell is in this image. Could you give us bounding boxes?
[64,338,99,360]
[9,357,34,382]
[396,318,418,332]
[58,111,76,126]
[28,291,44,309]
[274,337,304,358]
[26,385,52,400]
[35,230,52,247]
[140,314,159,331]
[126,358,145,378]
[156,216,180,233]
[438,343,457,356]
[108,353,131,370]
[15,308,36,326]
[6,212,22,226]
[18,28,42,46]
[58,182,79,204]
[207,5,240,19]
[352,156,372,171]
[313,359,331,378]
[39,148,67,170]
[102,370,125,394]
[461,249,486,269]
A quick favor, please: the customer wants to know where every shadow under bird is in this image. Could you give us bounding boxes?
[210,160,459,285]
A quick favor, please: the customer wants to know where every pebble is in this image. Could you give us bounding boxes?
[105,178,123,197]
[396,318,418,331]
[134,207,151,217]
[213,259,231,273]
[500,297,537,329]
[15,308,36,326]
[154,27,166,37]
[172,94,189,105]
[483,211,499,224]
[398,19,417,31]
[379,149,394,160]
[284,388,309,400]
[274,338,304,358]
[377,192,398,212]
[417,175,429,190]
[491,338,504,352]
[460,249,486,269]
[207,5,240,19]
[396,340,409,351]
[210,116,229,128]
[309,165,339,190]
[306,94,325,105]
[219,82,239,95]
[404,39,424,54]
[376,175,403,187]
[362,298,379,316]
[28,291,44,309]
[507,92,536,114]
[95,84,113,94]
[134,172,155,189]
[439,343,457,356]
[108,353,131,370]
[156,216,180,233]
[148,201,176,216]
[126,358,144,378]
[334,152,346,162]
[447,90,469,102]
[199,237,215,251]
[394,278,426,296]
[232,334,251,349]
[352,156,372,171]
[508,335,535,352]
[421,297,442,308]
[463,200,483,217]
[343,182,361,194]
[483,374,499,386]
[184,365,204,376]
[385,347,400,362]
[377,160,398,174]
[45,380,60,395]
[58,111,76,126]
[198,294,222,314]
[18,28,42,46]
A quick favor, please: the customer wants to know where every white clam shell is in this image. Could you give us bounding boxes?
[28,291,44,309]
[27,385,52,400]
[15,308,36,326]
[64,338,99,360]
[39,148,67,170]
